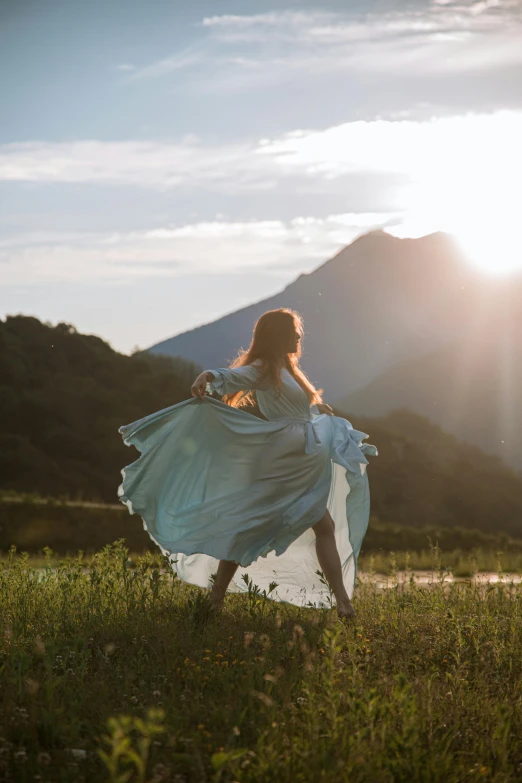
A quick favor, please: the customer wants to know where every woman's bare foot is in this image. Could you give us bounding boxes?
[208,561,238,611]
[209,583,226,609]
[337,599,356,620]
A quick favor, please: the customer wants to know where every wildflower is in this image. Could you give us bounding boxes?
[34,636,45,655]
[153,690,161,697]
[152,762,170,780]
[25,678,39,695]
[197,723,205,730]
[67,749,87,760]
[37,752,51,765]
[252,690,274,707]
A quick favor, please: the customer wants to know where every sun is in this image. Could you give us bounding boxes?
[396,179,522,276]
[384,112,522,275]
[455,222,522,275]
[414,177,522,276]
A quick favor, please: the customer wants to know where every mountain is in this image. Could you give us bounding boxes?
[150,231,522,468]
[149,231,485,395]
[338,318,522,469]
[0,315,199,501]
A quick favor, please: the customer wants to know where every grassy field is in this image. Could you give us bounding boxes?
[2,542,522,782]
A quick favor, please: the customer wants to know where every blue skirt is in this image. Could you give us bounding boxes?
[118,396,377,606]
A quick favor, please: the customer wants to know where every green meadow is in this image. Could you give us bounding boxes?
[2,542,522,782]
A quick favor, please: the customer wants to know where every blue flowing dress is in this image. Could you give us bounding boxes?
[118,362,377,607]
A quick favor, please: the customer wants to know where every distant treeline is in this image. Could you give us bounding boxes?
[362,517,522,555]
[1,315,522,539]
[2,496,522,558]
[349,409,522,539]
[0,496,153,554]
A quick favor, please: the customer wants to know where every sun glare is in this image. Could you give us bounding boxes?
[338,111,522,276]
[455,223,522,275]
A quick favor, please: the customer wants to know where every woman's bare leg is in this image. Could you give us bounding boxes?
[313,510,355,618]
[209,560,239,607]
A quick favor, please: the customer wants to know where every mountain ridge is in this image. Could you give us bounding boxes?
[149,230,522,469]
[150,230,481,390]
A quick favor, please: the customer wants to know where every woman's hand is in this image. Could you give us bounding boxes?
[316,403,334,416]
[191,371,214,398]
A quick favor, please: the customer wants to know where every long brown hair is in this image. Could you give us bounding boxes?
[223,308,323,408]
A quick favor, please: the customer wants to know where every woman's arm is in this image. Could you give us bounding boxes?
[191,363,266,398]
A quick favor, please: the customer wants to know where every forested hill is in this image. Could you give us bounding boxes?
[0,315,200,501]
[1,315,521,537]
[353,410,522,539]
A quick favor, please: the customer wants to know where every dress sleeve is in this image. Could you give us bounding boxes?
[205,362,268,396]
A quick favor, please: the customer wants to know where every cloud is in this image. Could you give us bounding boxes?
[259,110,522,179]
[128,4,522,87]
[2,110,520,289]
[2,111,519,196]
[0,212,400,287]
[201,12,323,30]
[127,48,205,81]
[258,110,522,247]
[0,138,275,191]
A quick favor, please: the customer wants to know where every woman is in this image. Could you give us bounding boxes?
[118,308,376,619]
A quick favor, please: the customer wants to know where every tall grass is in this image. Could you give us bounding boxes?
[2,541,522,781]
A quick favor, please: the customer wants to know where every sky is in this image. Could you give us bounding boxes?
[1,0,521,352]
